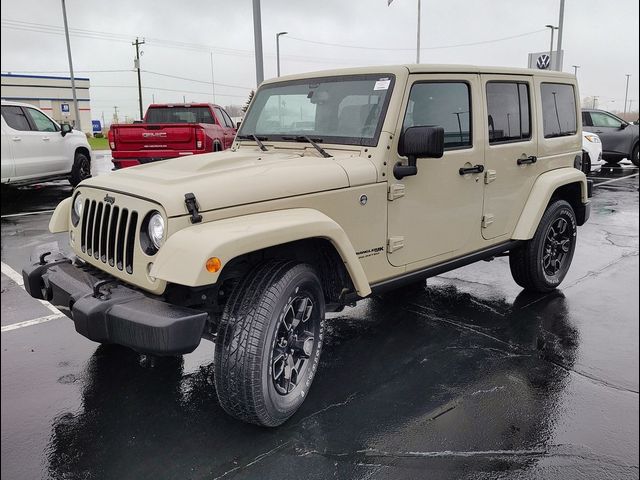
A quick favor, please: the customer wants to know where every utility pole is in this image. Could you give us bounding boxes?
[592,96,598,109]
[61,0,81,131]
[555,0,565,71]
[132,37,145,120]
[416,0,421,63]
[624,74,631,115]
[113,106,119,124]
[276,32,288,77]
[210,52,216,103]
[572,65,580,76]
[545,25,558,69]
[252,0,264,86]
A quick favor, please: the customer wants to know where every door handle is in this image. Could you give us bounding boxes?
[42,137,50,141]
[11,136,21,142]
[459,164,484,175]
[517,155,537,165]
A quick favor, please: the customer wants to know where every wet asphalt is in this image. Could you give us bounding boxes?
[1,153,638,480]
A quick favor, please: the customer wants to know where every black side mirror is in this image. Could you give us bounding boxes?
[236,121,242,129]
[395,126,445,179]
[620,123,628,130]
[60,123,73,137]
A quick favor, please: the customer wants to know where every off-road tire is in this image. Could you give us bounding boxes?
[632,144,639,167]
[214,260,325,427]
[509,200,577,293]
[69,151,91,187]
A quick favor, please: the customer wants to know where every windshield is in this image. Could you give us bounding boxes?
[238,74,395,146]
[145,106,215,124]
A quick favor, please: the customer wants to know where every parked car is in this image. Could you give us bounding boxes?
[24,65,591,427]
[582,109,639,166]
[108,103,237,169]
[581,131,605,173]
[1,101,92,187]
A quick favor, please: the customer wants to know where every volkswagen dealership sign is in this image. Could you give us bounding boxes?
[528,50,564,70]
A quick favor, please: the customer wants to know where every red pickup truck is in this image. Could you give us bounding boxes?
[108,103,237,169]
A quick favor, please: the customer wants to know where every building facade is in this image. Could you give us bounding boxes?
[1,73,92,133]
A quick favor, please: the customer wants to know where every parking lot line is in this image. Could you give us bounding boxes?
[1,261,65,331]
[1,313,65,333]
[593,173,639,187]
[1,209,55,219]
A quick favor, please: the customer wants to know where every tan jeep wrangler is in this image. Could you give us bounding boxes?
[23,65,591,426]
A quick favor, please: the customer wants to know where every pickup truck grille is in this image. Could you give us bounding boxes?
[80,199,138,274]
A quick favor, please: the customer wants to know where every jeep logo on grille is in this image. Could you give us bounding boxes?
[104,194,116,205]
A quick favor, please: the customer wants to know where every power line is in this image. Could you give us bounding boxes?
[285,29,547,51]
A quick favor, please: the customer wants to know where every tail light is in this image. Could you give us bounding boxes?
[108,130,116,150]
[195,129,204,150]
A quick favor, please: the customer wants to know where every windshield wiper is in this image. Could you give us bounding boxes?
[281,136,332,158]
[237,134,268,151]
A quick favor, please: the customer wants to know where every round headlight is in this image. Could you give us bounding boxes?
[147,212,165,249]
[73,194,84,217]
[71,194,83,226]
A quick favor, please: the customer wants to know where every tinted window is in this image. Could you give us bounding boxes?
[582,111,593,127]
[26,108,57,132]
[220,109,235,128]
[1,105,31,131]
[402,82,471,149]
[541,83,577,138]
[214,107,232,128]
[145,106,214,124]
[590,111,624,128]
[486,82,531,143]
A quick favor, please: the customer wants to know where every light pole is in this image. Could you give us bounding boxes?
[388,0,421,64]
[545,24,558,70]
[252,0,264,86]
[556,0,565,71]
[210,51,216,104]
[572,65,580,76]
[276,32,288,77]
[592,96,598,109]
[61,0,81,130]
[624,74,631,115]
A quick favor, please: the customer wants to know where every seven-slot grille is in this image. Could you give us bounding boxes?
[80,198,139,274]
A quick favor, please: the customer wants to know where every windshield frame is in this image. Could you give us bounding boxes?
[238,73,396,147]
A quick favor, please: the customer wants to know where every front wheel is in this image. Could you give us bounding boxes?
[214,261,325,426]
[69,151,91,187]
[632,144,639,167]
[509,200,577,292]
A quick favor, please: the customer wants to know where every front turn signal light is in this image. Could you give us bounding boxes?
[205,257,222,273]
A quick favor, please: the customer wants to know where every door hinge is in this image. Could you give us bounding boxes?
[387,183,406,201]
[482,214,495,228]
[484,169,497,184]
[387,236,405,253]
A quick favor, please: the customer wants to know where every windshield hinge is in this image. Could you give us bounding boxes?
[388,183,406,201]
[484,169,497,184]
[184,192,202,224]
[387,236,405,253]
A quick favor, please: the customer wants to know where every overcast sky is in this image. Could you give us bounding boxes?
[1,0,638,121]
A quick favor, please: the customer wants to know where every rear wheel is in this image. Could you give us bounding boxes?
[214,261,325,426]
[632,144,639,167]
[509,200,577,292]
[69,151,91,187]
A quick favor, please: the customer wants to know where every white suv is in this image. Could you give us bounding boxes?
[1,101,92,187]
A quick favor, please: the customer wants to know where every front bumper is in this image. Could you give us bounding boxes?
[22,254,207,355]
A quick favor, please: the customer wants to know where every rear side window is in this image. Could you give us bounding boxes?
[402,82,471,149]
[214,107,233,128]
[1,105,31,131]
[541,83,577,138]
[486,82,531,143]
[582,111,593,127]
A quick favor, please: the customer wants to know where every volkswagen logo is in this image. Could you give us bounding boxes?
[536,54,551,70]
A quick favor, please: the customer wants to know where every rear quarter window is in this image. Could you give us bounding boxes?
[540,83,577,138]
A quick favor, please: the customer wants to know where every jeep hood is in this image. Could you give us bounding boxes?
[81,149,374,217]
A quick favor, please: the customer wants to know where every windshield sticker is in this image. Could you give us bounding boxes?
[374,78,391,91]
